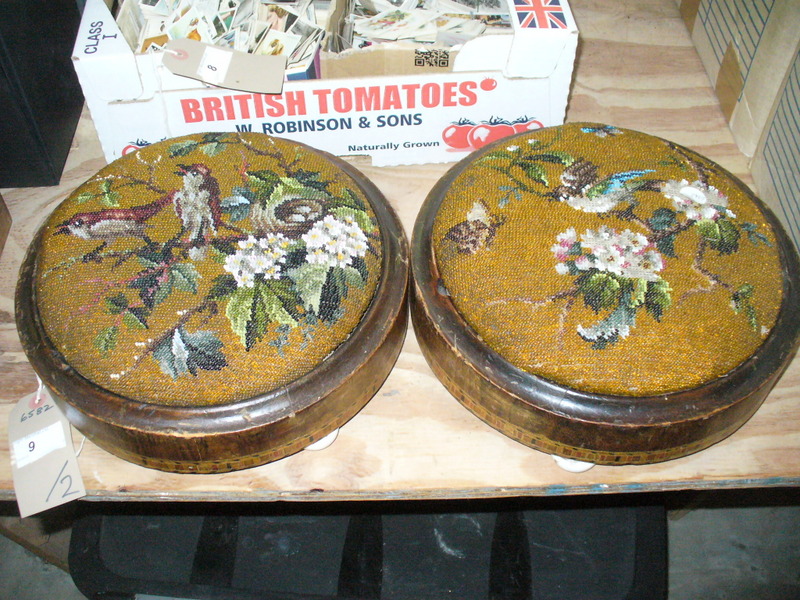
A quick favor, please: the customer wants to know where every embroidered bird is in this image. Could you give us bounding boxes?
[549,159,655,213]
[444,200,505,254]
[171,163,222,244]
[55,198,169,242]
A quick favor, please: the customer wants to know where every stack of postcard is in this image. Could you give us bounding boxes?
[345,0,509,48]
[130,0,325,76]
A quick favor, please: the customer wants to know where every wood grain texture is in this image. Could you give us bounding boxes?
[1,0,798,500]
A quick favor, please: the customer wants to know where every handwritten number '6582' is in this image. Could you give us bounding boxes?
[20,404,52,423]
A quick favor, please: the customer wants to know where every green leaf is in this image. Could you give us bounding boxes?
[710,218,740,254]
[477,149,515,164]
[342,265,365,288]
[624,278,648,308]
[137,256,162,269]
[106,293,129,314]
[201,141,226,156]
[732,284,758,330]
[331,207,375,234]
[529,151,574,165]
[644,279,672,321]
[152,277,173,307]
[208,274,238,299]
[649,207,677,231]
[288,262,330,315]
[180,329,227,374]
[742,222,772,247]
[100,190,121,208]
[269,177,329,208]
[170,262,200,294]
[266,279,300,310]
[338,188,367,211]
[94,326,118,358]
[293,169,330,193]
[696,219,719,242]
[226,286,256,348]
[200,142,226,156]
[221,190,252,222]
[225,282,297,350]
[330,267,349,299]
[153,332,181,379]
[351,256,369,283]
[123,310,148,330]
[656,233,677,258]
[317,270,344,322]
[520,162,548,186]
[247,169,281,201]
[579,272,621,313]
[74,191,95,204]
[201,132,228,143]
[577,304,637,349]
[153,328,226,379]
[254,282,296,332]
[169,140,199,157]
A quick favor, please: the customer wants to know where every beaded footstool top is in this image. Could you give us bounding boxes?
[34,133,383,407]
[431,123,785,397]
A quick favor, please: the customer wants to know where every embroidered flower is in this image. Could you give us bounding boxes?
[662,179,735,221]
[224,234,290,287]
[552,226,665,281]
[550,227,578,260]
[302,215,368,268]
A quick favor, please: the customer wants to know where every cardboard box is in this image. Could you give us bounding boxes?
[680,0,800,249]
[749,50,800,250]
[72,0,578,167]
[680,0,800,158]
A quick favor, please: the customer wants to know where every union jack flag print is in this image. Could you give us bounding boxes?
[513,0,568,29]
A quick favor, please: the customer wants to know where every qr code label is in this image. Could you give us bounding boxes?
[414,49,450,68]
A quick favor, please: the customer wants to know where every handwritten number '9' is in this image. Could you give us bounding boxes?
[28,441,35,452]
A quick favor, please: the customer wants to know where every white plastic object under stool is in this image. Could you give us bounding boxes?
[552,454,595,473]
[305,428,340,451]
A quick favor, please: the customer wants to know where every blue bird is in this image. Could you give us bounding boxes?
[551,159,655,213]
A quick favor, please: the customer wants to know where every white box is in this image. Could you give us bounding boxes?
[73,0,578,167]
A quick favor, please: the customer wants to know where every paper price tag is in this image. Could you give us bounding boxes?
[8,385,86,518]
[12,421,66,469]
[162,38,287,94]
[198,45,233,86]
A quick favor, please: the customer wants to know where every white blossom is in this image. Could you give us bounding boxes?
[662,179,736,221]
[224,234,290,287]
[552,226,665,281]
[301,215,369,269]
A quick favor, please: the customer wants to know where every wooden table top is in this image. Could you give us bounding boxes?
[1,0,798,502]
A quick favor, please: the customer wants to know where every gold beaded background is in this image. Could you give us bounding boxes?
[432,123,783,396]
[34,133,383,406]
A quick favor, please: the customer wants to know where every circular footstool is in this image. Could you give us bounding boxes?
[412,122,800,464]
[17,133,408,473]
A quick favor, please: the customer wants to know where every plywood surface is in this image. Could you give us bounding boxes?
[1,0,798,502]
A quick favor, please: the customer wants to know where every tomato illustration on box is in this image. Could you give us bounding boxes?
[442,116,544,151]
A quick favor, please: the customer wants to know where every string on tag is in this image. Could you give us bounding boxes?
[33,376,44,407]
[75,434,87,457]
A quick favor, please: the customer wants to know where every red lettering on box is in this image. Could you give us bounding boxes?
[181,99,203,123]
